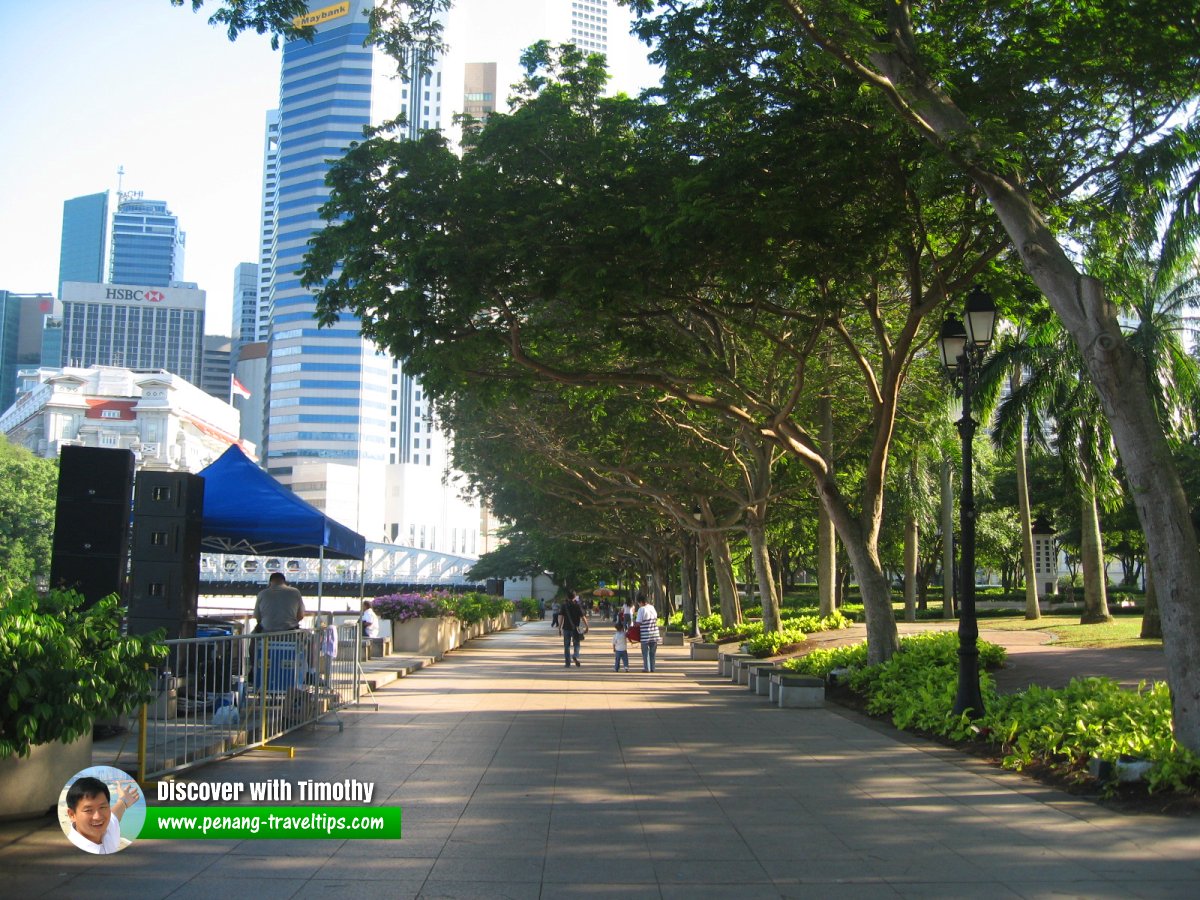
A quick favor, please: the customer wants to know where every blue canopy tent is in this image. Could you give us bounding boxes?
[199,444,366,612]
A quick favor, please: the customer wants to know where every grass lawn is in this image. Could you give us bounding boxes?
[975,614,1162,650]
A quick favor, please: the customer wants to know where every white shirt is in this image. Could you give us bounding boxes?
[361,607,380,638]
[68,814,122,854]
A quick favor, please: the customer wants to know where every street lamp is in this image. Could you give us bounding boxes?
[937,285,997,718]
[691,505,703,639]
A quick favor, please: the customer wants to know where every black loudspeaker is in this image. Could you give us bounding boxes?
[127,471,205,640]
[49,446,135,607]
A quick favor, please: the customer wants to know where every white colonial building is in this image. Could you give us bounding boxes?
[0,364,248,472]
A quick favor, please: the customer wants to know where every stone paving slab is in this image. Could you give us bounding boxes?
[2,620,1195,899]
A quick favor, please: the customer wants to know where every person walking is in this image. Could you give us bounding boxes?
[635,594,660,672]
[559,590,588,667]
[611,623,630,672]
[616,596,634,632]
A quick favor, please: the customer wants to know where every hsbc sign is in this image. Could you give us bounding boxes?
[105,287,165,302]
[61,281,205,311]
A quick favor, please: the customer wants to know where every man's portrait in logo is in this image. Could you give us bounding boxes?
[58,766,145,854]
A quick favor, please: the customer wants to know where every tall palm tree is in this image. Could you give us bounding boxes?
[984,319,1120,624]
[1112,257,1200,637]
[976,319,1043,620]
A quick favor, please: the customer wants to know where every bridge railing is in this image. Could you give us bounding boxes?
[199,541,481,587]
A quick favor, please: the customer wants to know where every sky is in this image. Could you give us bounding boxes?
[0,0,282,335]
[0,0,660,338]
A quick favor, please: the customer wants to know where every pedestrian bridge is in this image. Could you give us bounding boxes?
[199,540,483,596]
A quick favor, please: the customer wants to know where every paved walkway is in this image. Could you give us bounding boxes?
[2,621,1195,899]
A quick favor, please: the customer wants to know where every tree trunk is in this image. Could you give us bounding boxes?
[903,512,918,622]
[706,530,743,627]
[745,518,780,633]
[818,481,899,663]
[1013,401,1041,620]
[680,534,695,632]
[941,456,956,619]
[1142,562,1162,639]
[696,546,712,618]
[1079,481,1113,624]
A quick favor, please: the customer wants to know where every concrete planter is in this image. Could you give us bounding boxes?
[392,617,451,659]
[0,732,93,821]
[442,617,461,651]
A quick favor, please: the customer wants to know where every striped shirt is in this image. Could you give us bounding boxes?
[636,606,660,643]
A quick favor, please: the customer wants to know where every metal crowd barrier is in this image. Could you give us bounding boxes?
[136,619,367,781]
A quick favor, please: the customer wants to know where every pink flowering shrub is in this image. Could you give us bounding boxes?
[371,592,448,621]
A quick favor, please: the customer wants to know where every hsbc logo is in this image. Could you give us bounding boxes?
[105,288,166,302]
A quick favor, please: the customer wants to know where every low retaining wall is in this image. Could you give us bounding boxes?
[389,611,516,660]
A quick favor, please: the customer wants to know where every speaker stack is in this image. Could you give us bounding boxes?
[49,446,135,608]
[126,471,205,640]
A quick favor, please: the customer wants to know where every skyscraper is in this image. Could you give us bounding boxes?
[231,261,260,357]
[257,109,280,346]
[110,197,186,287]
[263,0,396,533]
[59,282,205,385]
[263,0,652,543]
[0,291,57,408]
[201,335,233,400]
[58,192,108,297]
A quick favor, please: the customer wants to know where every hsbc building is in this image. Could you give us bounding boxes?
[59,281,206,386]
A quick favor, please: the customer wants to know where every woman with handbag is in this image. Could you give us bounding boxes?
[559,590,588,667]
[635,594,660,672]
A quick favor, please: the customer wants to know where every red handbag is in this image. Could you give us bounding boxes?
[626,623,641,643]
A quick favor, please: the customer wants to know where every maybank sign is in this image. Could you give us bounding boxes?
[294,2,350,28]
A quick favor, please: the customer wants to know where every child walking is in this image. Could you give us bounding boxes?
[612,623,630,672]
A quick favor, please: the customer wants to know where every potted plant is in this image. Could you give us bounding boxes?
[0,587,166,819]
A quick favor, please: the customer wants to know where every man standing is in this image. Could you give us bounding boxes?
[253,572,306,632]
[360,600,380,638]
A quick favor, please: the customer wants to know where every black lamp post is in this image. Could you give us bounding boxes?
[691,504,705,638]
[937,285,997,718]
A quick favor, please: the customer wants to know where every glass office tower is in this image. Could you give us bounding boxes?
[264,0,398,532]
[58,192,108,297]
[110,198,186,287]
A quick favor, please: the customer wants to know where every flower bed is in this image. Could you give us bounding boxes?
[784,631,1200,795]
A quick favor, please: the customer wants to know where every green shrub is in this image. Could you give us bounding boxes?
[985,679,1200,792]
[782,641,870,677]
[783,630,1198,793]
[442,591,514,624]
[518,598,541,620]
[742,611,853,658]
[0,588,167,759]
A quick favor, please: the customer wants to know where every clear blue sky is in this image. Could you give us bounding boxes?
[0,0,282,334]
[0,1,659,336]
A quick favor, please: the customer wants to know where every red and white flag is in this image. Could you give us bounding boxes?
[231,374,252,400]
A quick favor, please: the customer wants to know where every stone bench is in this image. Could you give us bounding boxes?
[733,657,773,686]
[747,662,779,695]
[691,642,720,661]
[720,652,756,679]
[769,671,825,708]
[661,631,685,646]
